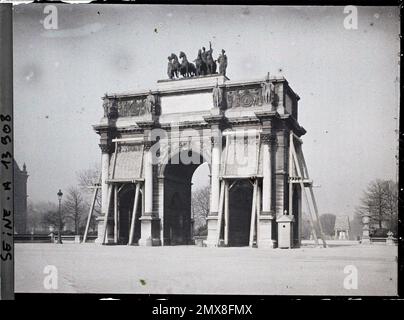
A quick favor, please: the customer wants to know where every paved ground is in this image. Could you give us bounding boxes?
[15,242,397,296]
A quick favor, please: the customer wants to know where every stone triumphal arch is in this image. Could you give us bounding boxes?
[93,70,312,248]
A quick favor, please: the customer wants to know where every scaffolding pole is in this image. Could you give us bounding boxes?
[289,135,327,248]
[128,183,141,245]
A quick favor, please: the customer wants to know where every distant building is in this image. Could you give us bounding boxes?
[334,215,350,240]
[14,160,28,234]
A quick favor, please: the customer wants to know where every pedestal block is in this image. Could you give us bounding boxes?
[205,215,219,247]
[257,215,276,248]
[138,216,161,246]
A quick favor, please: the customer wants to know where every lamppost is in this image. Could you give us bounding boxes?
[57,189,63,244]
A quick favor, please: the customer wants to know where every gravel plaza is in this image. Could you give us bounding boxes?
[15,242,397,296]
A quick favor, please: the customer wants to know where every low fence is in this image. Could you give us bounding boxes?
[14,234,98,243]
[370,237,398,244]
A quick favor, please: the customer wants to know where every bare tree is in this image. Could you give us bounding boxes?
[356,179,398,233]
[319,213,336,236]
[77,165,100,192]
[39,201,67,232]
[27,201,54,233]
[26,200,47,233]
[64,187,88,234]
[191,186,210,230]
[76,165,101,232]
[383,180,398,232]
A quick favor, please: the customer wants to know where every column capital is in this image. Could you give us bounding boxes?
[203,114,229,131]
[99,143,113,154]
[210,135,224,147]
[144,140,153,151]
[261,133,276,145]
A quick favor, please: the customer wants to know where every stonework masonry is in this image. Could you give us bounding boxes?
[93,74,305,248]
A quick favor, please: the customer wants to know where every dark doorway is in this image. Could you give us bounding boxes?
[163,151,207,245]
[228,180,253,246]
[118,184,142,244]
[292,184,301,247]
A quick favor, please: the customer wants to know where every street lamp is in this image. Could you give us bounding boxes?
[57,189,63,244]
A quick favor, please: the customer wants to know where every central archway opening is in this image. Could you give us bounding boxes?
[163,151,209,245]
[227,180,253,247]
[118,184,142,244]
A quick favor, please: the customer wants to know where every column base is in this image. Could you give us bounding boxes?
[95,216,114,244]
[138,215,161,246]
[205,241,218,248]
[257,214,275,249]
[138,238,162,246]
[205,214,219,247]
[258,239,277,249]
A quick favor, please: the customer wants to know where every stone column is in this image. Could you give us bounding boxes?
[139,141,153,246]
[255,111,277,248]
[274,127,288,217]
[258,131,276,248]
[95,144,112,243]
[158,176,165,245]
[206,127,222,247]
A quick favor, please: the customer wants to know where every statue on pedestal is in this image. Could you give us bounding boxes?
[166,44,226,78]
[212,81,222,108]
[261,73,275,105]
[167,56,174,79]
[205,42,217,75]
[217,49,227,77]
[146,90,156,114]
[102,93,110,117]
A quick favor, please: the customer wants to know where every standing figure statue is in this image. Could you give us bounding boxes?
[102,93,110,117]
[261,73,275,105]
[212,80,222,108]
[194,49,207,76]
[201,46,208,72]
[217,49,227,77]
[205,41,217,75]
[167,56,174,79]
[145,90,156,114]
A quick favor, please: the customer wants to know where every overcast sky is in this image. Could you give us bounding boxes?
[13,4,399,217]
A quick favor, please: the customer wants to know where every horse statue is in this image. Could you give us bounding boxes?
[170,53,181,78]
[179,51,196,77]
[194,49,207,76]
